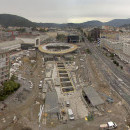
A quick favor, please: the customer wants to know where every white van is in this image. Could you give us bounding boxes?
[68,109,74,120]
[39,84,42,89]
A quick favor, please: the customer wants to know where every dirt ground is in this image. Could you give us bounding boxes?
[0,42,129,130]
[0,51,45,130]
[75,43,130,130]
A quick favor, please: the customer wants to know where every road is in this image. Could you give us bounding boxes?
[83,38,130,106]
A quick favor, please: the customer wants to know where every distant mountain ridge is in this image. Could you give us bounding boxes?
[36,21,103,28]
[0,14,130,28]
[0,14,36,27]
[104,19,130,27]
[36,19,130,28]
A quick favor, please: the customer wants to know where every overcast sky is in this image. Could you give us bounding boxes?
[0,0,130,23]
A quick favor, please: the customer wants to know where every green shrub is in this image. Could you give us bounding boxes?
[86,49,92,54]
[87,113,94,121]
[120,66,123,69]
[116,62,119,66]
[110,53,114,57]
[113,60,119,66]
[113,60,116,64]
[0,80,20,101]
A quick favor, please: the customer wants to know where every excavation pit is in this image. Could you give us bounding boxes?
[60,78,70,82]
[62,87,74,92]
[58,67,66,70]
[61,82,72,87]
[59,74,69,77]
[57,64,64,67]
[57,63,64,65]
[59,70,68,74]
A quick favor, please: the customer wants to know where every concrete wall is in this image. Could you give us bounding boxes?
[123,43,130,56]
[2,44,21,51]
[16,37,40,47]
[0,40,22,51]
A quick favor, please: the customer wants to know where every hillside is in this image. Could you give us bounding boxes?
[36,21,102,28]
[37,19,130,28]
[0,14,36,27]
[104,18,130,27]
[79,20,103,27]
[0,14,130,28]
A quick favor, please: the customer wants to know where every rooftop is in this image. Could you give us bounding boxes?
[0,39,23,48]
[45,91,59,113]
[83,86,104,106]
[39,43,78,55]
[17,34,39,39]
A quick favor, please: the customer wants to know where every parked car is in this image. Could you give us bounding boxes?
[66,101,70,107]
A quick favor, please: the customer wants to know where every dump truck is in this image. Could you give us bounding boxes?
[100,121,117,129]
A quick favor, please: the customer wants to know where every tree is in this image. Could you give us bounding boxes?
[39,28,47,32]
[56,34,66,42]
[10,74,17,81]
[0,79,20,101]
[110,53,114,57]
[16,28,26,33]
[86,49,92,54]
[120,66,123,69]
[113,60,119,66]
[116,62,119,66]
[87,36,94,42]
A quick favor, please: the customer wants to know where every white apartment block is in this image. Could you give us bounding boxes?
[101,38,130,63]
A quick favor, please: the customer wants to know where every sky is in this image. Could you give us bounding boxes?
[0,0,130,23]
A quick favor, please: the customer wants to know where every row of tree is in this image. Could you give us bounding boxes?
[56,34,66,42]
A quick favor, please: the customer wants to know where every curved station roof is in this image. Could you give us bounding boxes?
[38,43,78,55]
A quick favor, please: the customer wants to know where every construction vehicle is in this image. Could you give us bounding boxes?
[100,121,117,129]
[61,109,66,116]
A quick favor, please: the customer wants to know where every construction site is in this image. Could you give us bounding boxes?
[37,41,130,129]
[0,31,130,130]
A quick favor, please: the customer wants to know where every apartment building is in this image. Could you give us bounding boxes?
[0,49,9,84]
[100,30,120,40]
[101,38,123,51]
[101,38,130,63]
